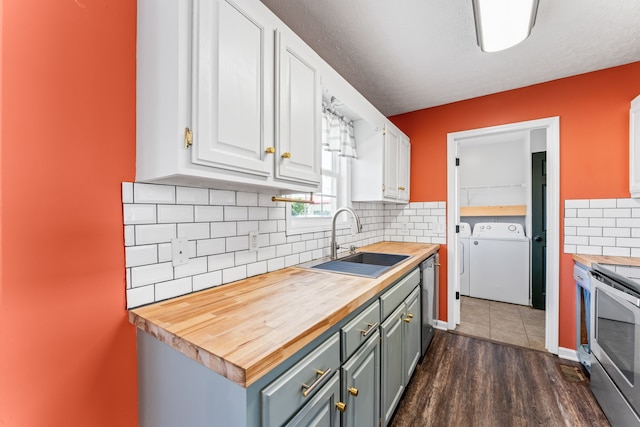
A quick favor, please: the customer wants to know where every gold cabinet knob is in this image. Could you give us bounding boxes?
[348,387,359,396]
[281,152,291,158]
[406,313,414,319]
[265,146,275,154]
[336,402,347,412]
[398,186,405,191]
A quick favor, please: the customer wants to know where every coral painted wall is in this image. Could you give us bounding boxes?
[0,0,137,425]
[390,61,640,350]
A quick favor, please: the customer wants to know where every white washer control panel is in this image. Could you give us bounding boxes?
[471,222,526,239]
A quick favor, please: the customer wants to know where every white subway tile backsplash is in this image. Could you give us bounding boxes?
[617,198,640,208]
[126,285,155,308]
[123,204,156,225]
[617,218,640,227]
[223,265,247,283]
[576,245,602,255]
[125,245,158,268]
[197,238,226,257]
[193,271,222,292]
[177,187,209,205]
[590,199,617,208]
[224,206,248,221]
[135,224,176,245]
[226,236,249,252]
[131,262,173,287]
[603,208,631,218]
[565,199,589,209]
[134,183,175,204]
[122,182,134,203]
[208,252,235,271]
[237,192,258,206]
[210,189,235,205]
[564,235,588,246]
[603,246,631,257]
[195,206,224,222]
[155,277,192,301]
[564,208,577,218]
[174,257,208,279]
[247,261,267,277]
[177,223,210,240]
[564,244,577,254]
[157,205,193,223]
[576,227,602,237]
[589,218,616,227]
[577,208,603,218]
[603,227,631,237]
[124,225,135,246]
[564,218,589,227]
[589,237,616,247]
[123,182,445,308]
[617,238,640,248]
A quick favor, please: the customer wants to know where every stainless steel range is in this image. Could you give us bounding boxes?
[590,263,640,426]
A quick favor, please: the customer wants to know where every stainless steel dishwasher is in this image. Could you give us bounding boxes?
[421,253,439,356]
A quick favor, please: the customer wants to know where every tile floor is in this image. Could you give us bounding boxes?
[456,296,546,351]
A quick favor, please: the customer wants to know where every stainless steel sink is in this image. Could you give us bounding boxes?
[309,252,410,278]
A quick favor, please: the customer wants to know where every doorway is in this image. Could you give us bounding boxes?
[446,117,560,354]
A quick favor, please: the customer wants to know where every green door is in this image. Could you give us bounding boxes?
[531,151,547,310]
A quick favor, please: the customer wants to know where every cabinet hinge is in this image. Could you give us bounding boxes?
[383,127,387,136]
[184,127,193,148]
[382,184,386,191]
[456,225,460,233]
[455,157,460,166]
[456,291,460,300]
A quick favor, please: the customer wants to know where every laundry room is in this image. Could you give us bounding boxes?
[456,127,547,349]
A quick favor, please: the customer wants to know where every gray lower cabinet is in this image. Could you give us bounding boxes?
[380,285,422,427]
[285,372,341,427]
[262,334,341,426]
[341,331,380,427]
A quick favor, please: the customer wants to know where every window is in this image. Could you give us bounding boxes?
[286,149,351,234]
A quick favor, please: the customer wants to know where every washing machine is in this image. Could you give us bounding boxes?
[469,222,530,306]
[459,222,472,296]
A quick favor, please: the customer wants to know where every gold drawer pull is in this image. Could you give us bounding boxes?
[348,387,359,397]
[281,152,291,158]
[336,401,347,412]
[359,322,379,337]
[301,368,332,397]
[265,146,275,154]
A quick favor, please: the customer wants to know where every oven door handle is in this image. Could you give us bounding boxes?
[592,275,640,308]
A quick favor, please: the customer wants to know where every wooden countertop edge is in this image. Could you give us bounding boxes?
[572,253,640,268]
[130,242,439,388]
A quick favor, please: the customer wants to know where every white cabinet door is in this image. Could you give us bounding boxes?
[192,0,275,177]
[630,95,640,197]
[398,135,410,202]
[383,125,400,200]
[275,30,321,185]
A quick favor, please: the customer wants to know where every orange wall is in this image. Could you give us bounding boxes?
[391,61,640,349]
[0,1,137,425]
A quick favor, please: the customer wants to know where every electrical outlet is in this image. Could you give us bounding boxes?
[171,238,189,266]
[249,231,259,252]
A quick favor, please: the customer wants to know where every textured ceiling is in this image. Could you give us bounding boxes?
[260,0,640,116]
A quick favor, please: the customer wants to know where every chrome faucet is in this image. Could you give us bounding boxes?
[330,207,363,259]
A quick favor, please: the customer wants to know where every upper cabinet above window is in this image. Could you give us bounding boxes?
[630,95,640,198]
[136,0,321,192]
[352,120,411,203]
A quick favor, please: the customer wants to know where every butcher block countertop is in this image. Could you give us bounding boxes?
[572,254,640,268]
[129,241,438,388]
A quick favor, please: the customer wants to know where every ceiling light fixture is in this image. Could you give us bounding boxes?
[473,0,539,52]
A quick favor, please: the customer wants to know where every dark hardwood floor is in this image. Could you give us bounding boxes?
[390,331,610,427]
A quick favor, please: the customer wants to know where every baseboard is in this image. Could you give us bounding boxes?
[434,320,448,330]
[558,347,579,362]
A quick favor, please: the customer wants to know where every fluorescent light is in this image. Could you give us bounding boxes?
[473,0,539,52]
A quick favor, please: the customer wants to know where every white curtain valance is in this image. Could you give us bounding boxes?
[322,104,357,159]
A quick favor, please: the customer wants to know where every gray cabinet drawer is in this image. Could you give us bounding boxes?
[380,268,420,320]
[262,333,340,427]
[285,371,340,427]
[341,300,380,360]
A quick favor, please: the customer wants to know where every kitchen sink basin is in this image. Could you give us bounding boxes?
[309,252,410,278]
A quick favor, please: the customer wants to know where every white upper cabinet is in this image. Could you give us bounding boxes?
[352,121,411,203]
[136,0,320,192]
[275,30,321,184]
[192,0,274,177]
[630,95,640,197]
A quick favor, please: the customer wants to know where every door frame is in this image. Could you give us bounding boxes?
[446,117,560,354]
